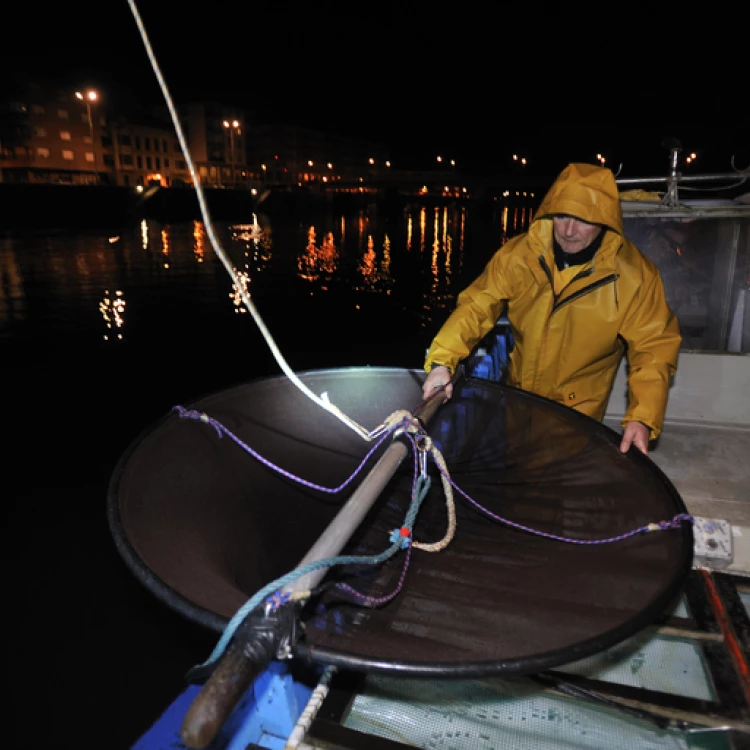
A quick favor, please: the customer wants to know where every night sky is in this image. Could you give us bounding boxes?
[4,1,748,179]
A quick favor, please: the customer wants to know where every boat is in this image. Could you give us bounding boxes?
[107,146,750,749]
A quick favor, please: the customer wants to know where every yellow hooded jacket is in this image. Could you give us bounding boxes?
[424,163,681,440]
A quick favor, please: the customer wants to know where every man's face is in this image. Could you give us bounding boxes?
[553,215,602,254]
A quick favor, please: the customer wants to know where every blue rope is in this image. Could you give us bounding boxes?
[188,435,432,675]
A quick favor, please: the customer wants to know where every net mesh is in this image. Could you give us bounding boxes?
[110,367,692,675]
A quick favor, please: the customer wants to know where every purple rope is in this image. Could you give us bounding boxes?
[331,432,425,606]
[174,405,407,494]
[174,404,693,547]
[335,544,413,606]
[440,463,693,544]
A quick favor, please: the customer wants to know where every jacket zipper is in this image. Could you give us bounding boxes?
[553,274,619,312]
[533,255,619,392]
[538,255,618,313]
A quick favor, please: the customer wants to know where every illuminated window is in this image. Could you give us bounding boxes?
[36,147,50,158]
[85,152,95,162]
[60,131,71,141]
[57,109,69,119]
[62,150,74,160]
[34,127,47,137]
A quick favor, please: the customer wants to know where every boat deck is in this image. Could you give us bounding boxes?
[604,351,750,576]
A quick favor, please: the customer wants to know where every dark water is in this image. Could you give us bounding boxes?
[3,198,531,748]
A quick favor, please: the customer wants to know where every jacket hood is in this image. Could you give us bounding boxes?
[535,163,624,235]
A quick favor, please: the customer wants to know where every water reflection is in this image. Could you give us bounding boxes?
[193,220,206,263]
[356,233,393,293]
[161,226,171,267]
[0,196,741,367]
[229,269,251,313]
[298,225,339,285]
[99,289,127,341]
[0,239,25,327]
[226,216,271,312]
[141,219,149,250]
[0,197,537,353]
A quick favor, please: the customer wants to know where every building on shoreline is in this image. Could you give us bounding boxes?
[0,78,394,194]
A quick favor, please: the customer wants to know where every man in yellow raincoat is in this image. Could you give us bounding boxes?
[422,162,681,455]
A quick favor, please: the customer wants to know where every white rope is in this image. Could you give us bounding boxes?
[126,0,379,442]
[283,666,337,749]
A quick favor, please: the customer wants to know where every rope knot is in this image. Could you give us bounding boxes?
[385,410,423,440]
[390,526,412,548]
[173,405,223,438]
[265,590,292,612]
[415,432,433,453]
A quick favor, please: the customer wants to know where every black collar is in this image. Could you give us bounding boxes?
[553,230,604,271]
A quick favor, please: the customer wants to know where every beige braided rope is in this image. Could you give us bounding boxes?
[382,410,457,553]
[412,438,456,552]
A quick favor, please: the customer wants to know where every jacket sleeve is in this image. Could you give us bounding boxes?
[619,266,681,440]
[424,250,511,374]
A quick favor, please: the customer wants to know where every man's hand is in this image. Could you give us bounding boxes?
[422,366,453,401]
[620,421,650,454]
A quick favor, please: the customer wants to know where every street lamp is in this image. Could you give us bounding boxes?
[223,119,241,188]
[76,89,99,182]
